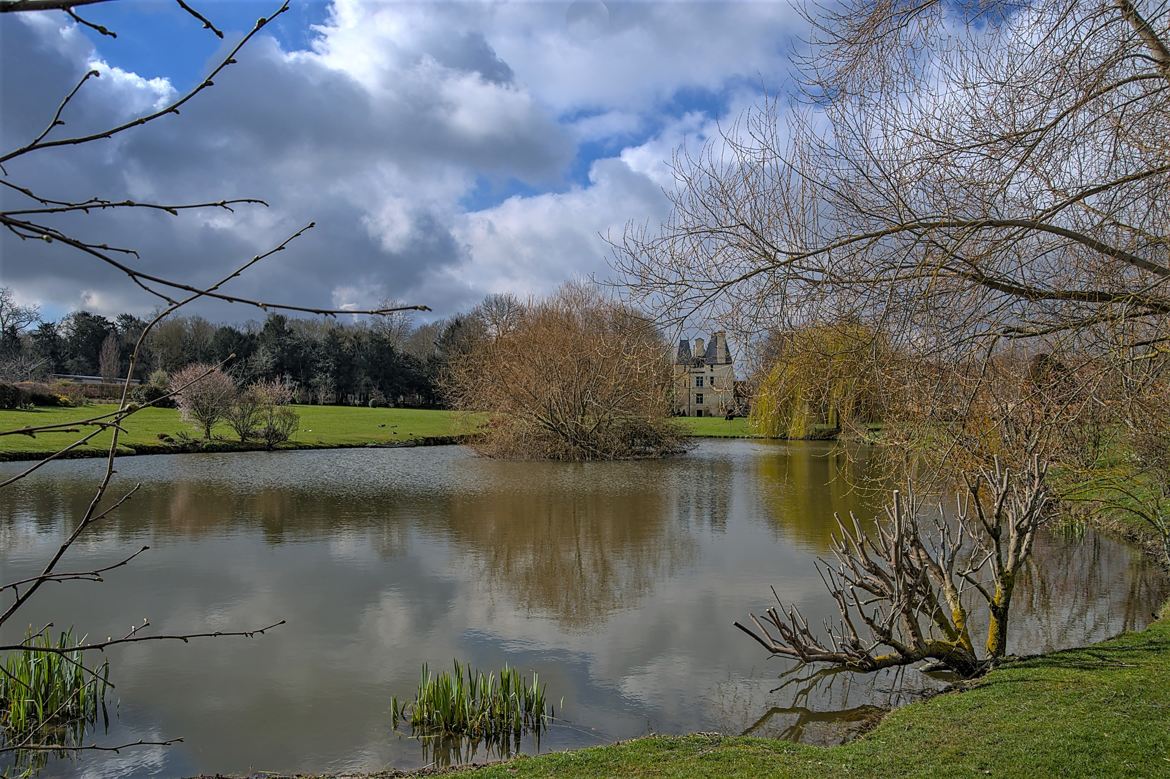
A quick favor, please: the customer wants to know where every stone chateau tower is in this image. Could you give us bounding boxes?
[673,331,736,416]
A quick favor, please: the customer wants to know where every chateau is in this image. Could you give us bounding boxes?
[673,332,737,417]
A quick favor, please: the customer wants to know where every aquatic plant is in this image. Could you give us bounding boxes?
[1,628,110,775]
[391,661,553,741]
[0,628,110,740]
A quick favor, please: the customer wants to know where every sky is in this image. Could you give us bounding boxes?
[0,0,801,324]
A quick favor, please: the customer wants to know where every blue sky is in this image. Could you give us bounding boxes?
[1,1,801,322]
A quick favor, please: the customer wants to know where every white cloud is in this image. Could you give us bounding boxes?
[1,1,801,320]
[453,156,667,297]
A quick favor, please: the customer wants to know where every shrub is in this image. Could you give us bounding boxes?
[131,382,176,408]
[147,369,169,388]
[0,382,29,409]
[51,381,87,407]
[260,406,299,449]
[230,378,300,449]
[13,382,62,407]
[169,364,237,439]
[226,385,264,441]
[445,284,683,460]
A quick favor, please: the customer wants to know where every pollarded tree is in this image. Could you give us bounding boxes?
[738,448,1051,678]
[446,284,684,461]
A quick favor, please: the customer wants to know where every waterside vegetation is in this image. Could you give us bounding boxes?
[0,628,110,775]
[416,601,1170,779]
[391,662,553,745]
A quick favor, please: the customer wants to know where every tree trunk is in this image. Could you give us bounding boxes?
[986,576,1014,660]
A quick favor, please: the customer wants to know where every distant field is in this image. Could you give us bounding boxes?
[672,415,757,437]
[0,405,771,460]
[0,405,483,459]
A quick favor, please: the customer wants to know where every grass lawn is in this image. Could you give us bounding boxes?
[673,415,757,437]
[0,406,775,459]
[0,405,483,459]
[448,603,1170,779]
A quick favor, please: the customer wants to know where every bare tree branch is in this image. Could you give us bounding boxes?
[1,2,291,164]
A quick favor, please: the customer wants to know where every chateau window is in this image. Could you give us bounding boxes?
[695,376,704,388]
[696,393,704,404]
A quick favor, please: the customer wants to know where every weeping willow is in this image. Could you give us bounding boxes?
[750,324,889,439]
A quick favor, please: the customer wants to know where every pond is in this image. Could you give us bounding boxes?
[1,440,1165,777]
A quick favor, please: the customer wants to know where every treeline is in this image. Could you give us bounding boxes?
[0,287,518,407]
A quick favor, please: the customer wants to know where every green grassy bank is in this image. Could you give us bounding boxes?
[375,602,1168,779]
[0,406,762,460]
[0,405,484,460]
[672,415,757,437]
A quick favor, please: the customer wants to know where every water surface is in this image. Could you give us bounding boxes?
[0,441,1163,777]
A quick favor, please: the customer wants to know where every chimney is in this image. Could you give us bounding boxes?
[714,331,731,364]
[693,337,705,359]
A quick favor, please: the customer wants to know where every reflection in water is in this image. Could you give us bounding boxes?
[0,442,1165,778]
[738,665,889,744]
[754,443,886,550]
[412,727,540,770]
[446,488,688,627]
[441,459,699,627]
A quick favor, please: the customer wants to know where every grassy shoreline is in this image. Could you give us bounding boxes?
[0,406,760,461]
[235,599,1170,779]
[0,405,485,461]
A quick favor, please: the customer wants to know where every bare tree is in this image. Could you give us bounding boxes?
[474,292,524,338]
[446,284,684,461]
[614,0,1169,355]
[372,298,415,348]
[225,383,264,442]
[169,363,235,439]
[736,450,1050,678]
[97,332,119,382]
[0,287,40,335]
[242,377,298,449]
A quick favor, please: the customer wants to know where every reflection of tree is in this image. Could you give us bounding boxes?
[672,456,733,533]
[754,443,884,550]
[1,454,703,628]
[717,663,935,747]
[442,465,696,628]
[3,446,1163,643]
[1011,529,1169,654]
[0,474,416,557]
[742,703,884,744]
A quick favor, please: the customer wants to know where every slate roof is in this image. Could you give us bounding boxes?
[675,333,733,366]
